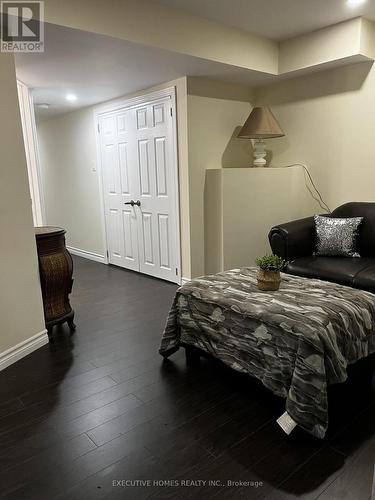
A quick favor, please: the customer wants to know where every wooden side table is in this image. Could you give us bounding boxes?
[35,226,76,337]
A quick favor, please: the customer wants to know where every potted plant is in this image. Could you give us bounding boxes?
[255,254,287,291]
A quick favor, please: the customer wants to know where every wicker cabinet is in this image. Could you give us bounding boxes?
[35,227,76,337]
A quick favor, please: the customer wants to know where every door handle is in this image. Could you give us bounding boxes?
[124,200,141,207]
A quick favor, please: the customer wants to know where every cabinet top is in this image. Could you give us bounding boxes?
[35,226,65,238]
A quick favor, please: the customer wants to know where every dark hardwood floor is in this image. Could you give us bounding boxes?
[1,256,375,499]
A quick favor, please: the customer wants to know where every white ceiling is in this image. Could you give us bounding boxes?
[153,0,375,41]
[16,23,273,120]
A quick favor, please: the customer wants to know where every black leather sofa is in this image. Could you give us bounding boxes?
[268,202,375,293]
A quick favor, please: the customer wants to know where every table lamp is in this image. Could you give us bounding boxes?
[238,106,285,167]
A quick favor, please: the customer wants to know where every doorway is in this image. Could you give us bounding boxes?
[95,88,181,284]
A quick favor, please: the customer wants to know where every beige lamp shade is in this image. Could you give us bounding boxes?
[238,106,285,139]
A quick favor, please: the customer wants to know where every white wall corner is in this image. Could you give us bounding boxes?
[0,330,49,372]
[67,246,107,264]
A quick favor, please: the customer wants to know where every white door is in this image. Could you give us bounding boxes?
[99,96,180,284]
[99,109,140,272]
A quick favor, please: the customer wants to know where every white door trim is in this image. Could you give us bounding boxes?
[17,80,46,226]
[94,87,176,115]
[93,86,181,283]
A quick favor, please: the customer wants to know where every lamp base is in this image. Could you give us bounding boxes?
[253,139,267,167]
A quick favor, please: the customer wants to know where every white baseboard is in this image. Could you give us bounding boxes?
[67,246,106,264]
[181,277,191,286]
[0,329,49,372]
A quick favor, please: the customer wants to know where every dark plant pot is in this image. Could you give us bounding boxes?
[257,269,281,291]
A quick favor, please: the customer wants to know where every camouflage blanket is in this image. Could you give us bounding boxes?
[159,267,375,438]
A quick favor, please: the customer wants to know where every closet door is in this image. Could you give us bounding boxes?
[99,110,140,271]
[98,96,179,284]
[133,99,179,282]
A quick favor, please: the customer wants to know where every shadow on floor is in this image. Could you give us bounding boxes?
[157,348,375,498]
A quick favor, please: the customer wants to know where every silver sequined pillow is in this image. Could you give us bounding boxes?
[314,215,363,258]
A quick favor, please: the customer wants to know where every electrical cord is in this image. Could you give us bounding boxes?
[281,163,331,214]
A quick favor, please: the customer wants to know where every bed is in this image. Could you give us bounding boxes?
[159,267,375,438]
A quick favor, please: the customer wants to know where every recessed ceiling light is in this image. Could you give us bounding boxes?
[66,94,77,102]
[346,0,366,6]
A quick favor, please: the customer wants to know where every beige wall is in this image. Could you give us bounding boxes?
[205,167,315,275]
[37,77,191,276]
[38,107,104,256]
[256,61,375,211]
[187,78,254,277]
[0,54,46,361]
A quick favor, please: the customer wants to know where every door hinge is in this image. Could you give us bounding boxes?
[97,123,100,133]
[170,107,173,117]
[175,267,178,275]
[106,250,109,258]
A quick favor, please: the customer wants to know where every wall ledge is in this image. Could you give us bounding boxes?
[0,330,49,372]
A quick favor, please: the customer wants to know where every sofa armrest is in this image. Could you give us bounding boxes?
[268,216,315,262]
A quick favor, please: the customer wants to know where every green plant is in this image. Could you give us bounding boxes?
[255,254,287,272]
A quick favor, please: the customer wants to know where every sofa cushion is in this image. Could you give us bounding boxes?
[287,256,375,288]
[314,215,363,258]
